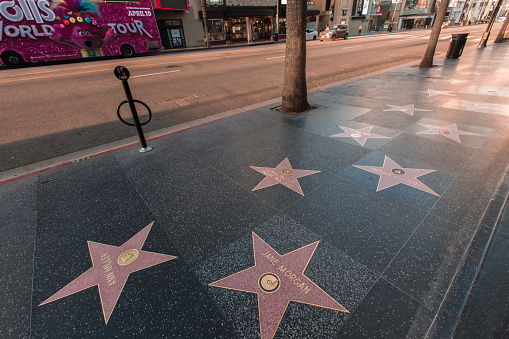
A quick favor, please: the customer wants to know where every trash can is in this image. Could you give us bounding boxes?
[272,33,279,42]
[446,33,469,58]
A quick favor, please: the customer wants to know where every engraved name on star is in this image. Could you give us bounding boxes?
[417,122,484,143]
[421,89,456,96]
[40,222,177,324]
[383,104,431,116]
[354,156,439,196]
[210,233,348,339]
[330,126,390,146]
[250,158,320,196]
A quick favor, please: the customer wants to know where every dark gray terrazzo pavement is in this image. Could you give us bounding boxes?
[1,43,508,338]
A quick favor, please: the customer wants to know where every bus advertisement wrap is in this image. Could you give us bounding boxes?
[0,0,162,65]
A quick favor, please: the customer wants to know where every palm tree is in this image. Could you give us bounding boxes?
[478,0,503,47]
[419,0,450,68]
[494,10,509,43]
[281,0,310,113]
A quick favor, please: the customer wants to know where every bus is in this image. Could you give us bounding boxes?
[0,0,162,67]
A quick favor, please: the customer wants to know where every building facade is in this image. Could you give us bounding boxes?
[152,0,325,49]
[152,0,206,49]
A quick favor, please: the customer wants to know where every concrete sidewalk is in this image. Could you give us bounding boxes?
[1,42,508,338]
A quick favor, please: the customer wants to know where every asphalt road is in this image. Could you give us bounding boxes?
[0,23,498,172]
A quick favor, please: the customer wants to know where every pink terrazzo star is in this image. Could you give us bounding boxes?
[354,156,439,196]
[210,233,348,339]
[40,222,177,324]
[383,104,431,116]
[250,157,320,196]
[330,125,390,146]
[417,122,484,143]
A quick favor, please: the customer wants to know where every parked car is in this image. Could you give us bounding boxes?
[319,25,349,41]
[306,29,318,40]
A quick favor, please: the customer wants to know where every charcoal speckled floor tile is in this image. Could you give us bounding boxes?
[280,104,372,133]
[113,146,278,268]
[406,118,492,148]
[378,133,475,173]
[323,120,398,150]
[0,176,37,339]
[283,177,426,273]
[194,213,378,339]
[382,214,475,312]
[352,103,430,131]
[335,279,434,338]
[432,148,509,230]
[340,151,455,212]
[30,156,232,338]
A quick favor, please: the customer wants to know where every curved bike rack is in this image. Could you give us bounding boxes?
[116,99,152,127]
[114,66,152,153]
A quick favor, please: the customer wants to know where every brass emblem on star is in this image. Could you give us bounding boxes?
[259,273,280,293]
[281,169,294,175]
[392,168,406,175]
[438,130,450,134]
[117,249,139,266]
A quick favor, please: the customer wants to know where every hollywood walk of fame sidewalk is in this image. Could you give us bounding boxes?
[1,43,509,339]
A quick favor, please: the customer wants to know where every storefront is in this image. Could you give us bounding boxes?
[153,0,196,49]
[201,6,277,44]
[158,19,187,49]
[400,15,434,28]
[399,0,436,30]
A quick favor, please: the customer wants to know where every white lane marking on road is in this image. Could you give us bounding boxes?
[266,56,286,60]
[131,70,181,78]
[390,37,427,42]
[350,34,406,39]
[343,45,362,49]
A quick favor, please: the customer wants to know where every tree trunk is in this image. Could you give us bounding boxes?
[478,0,502,47]
[419,0,450,68]
[200,0,211,48]
[494,13,509,43]
[459,0,472,25]
[281,0,310,113]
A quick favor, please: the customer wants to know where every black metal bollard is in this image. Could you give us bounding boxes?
[114,66,152,153]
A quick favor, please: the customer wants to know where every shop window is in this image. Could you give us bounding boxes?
[207,19,225,40]
[230,19,247,39]
[206,0,225,5]
[278,18,286,34]
[252,17,273,40]
[159,19,186,49]
[167,28,185,48]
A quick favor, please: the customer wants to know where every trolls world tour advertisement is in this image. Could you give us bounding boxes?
[0,0,161,61]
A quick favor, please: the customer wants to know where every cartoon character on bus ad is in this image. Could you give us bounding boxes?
[49,0,117,57]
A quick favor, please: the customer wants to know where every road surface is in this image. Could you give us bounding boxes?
[0,24,497,171]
